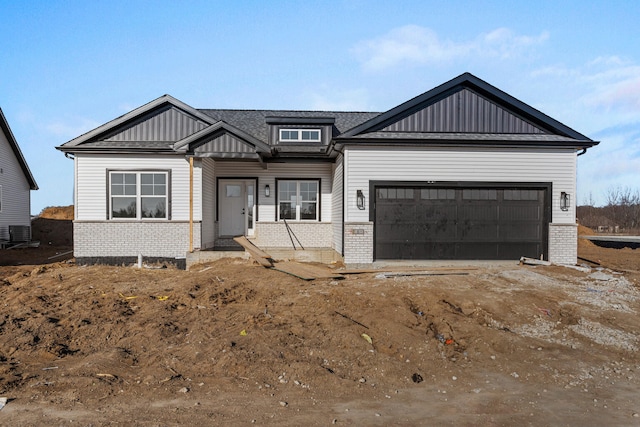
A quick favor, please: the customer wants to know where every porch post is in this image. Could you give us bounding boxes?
[189,156,193,252]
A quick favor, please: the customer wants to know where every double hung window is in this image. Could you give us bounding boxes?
[109,171,168,219]
[278,180,319,221]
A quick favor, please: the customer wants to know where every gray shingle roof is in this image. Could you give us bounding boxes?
[0,107,38,190]
[346,132,586,142]
[199,109,380,143]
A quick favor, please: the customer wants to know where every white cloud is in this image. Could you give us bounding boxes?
[529,58,640,205]
[577,128,640,205]
[352,25,549,71]
[530,55,640,127]
[479,28,549,59]
[584,70,640,113]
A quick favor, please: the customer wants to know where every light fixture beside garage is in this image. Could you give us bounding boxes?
[560,192,570,211]
[265,184,270,197]
[356,190,365,210]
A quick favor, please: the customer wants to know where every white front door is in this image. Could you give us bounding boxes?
[219,181,246,236]
[219,179,256,237]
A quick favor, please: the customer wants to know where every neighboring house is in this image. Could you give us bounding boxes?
[56,73,598,267]
[0,108,38,244]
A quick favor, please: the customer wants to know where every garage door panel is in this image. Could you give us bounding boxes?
[458,204,498,221]
[414,242,456,259]
[419,204,457,219]
[378,223,420,241]
[377,203,415,223]
[419,220,457,239]
[375,185,546,260]
[501,205,540,220]
[497,243,541,259]
[459,222,499,240]
[457,243,499,259]
[500,224,541,241]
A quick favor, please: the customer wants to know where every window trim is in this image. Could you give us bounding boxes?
[106,169,171,220]
[278,128,321,143]
[275,178,321,222]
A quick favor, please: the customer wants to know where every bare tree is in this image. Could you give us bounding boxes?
[601,186,640,231]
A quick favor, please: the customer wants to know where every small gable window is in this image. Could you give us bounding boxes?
[279,129,321,142]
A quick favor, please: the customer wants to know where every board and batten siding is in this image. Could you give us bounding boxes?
[75,154,202,221]
[213,161,333,223]
[0,131,31,240]
[344,147,577,224]
[331,155,344,254]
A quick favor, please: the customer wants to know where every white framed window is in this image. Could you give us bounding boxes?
[279,128,321,142]
[277,179,319,221]
[109,171,168,219]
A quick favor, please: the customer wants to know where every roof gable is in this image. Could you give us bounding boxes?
[58,95,215,151]
[0,108,38,190]
[104,105,208,142]
[173,121,272,160]
[340,72,595,145]
[381,87,547,134]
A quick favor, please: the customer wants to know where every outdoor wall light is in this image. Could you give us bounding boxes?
[265,184,270,197]
[356,190,365,210]
[560,192,570,211]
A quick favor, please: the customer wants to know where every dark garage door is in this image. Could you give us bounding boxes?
[374,186,548,260]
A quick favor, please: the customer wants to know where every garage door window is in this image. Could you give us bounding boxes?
[377,188,414,200]
[462,189,497,200]
[421,188,455,200]
[504,189,539,200]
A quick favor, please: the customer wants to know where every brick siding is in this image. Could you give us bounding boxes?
[548,223,577,264]
[251,222,332,248]
[74,221,200,259]
[343,222,373,264]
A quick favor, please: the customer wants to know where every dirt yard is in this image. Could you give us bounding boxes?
[1,212,639,426]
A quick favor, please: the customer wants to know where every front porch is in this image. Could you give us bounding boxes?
[186,244,341,270]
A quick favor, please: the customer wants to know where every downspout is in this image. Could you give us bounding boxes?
[577,148,587,156]
[189,156,193,253]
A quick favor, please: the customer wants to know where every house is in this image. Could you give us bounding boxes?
[56,73,598,267]
[0,108,38,245]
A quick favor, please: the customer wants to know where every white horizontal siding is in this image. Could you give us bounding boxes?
[213,161,333,223]
[75,154,201,221]
[201,158,215,247]
[0,132,31,239]
[345,147,577,224]
[331,155,344,253]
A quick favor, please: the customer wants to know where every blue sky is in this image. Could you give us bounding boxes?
[1,0,639,213]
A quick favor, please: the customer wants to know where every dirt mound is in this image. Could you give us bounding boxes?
[1,256,640,425]
[577,224,594,236]
[578,224,597,249]
[39,205,74,220]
